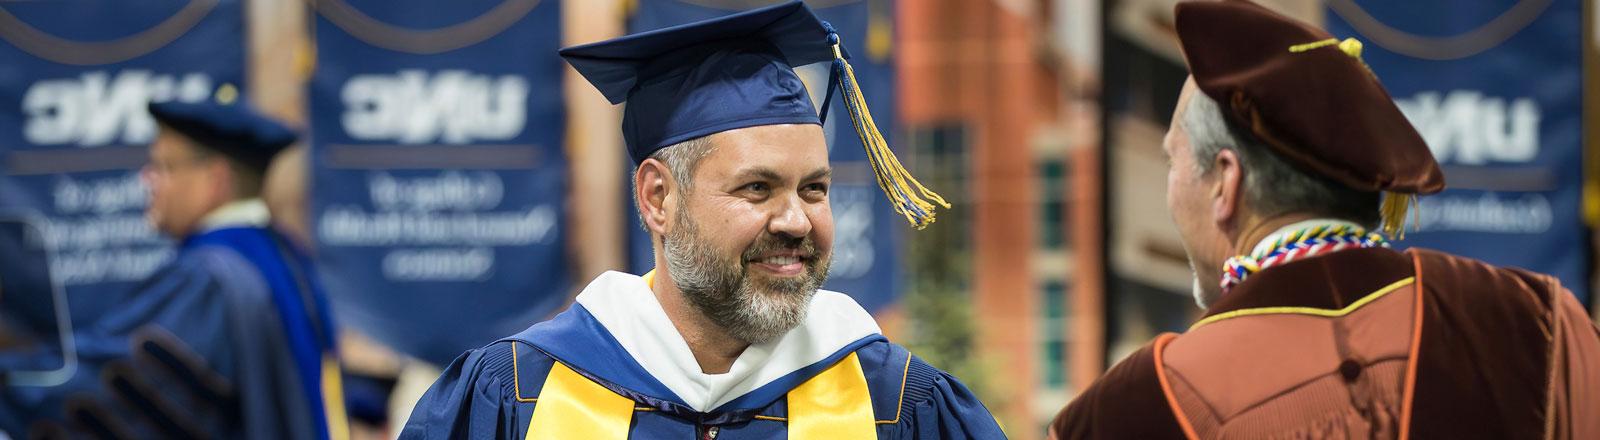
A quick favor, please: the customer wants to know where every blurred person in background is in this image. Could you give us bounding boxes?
[1051,1,1600,439]
[400,2,1003,439]
[1,96,348,440]
[263,144,313,251]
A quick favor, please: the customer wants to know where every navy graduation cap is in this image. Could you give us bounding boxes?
[147,91,297,171]
[560,0,949,229]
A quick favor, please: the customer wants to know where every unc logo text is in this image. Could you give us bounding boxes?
[23,71,213,146]
[341,69,529,145]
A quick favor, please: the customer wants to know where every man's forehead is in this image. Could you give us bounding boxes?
[711,154,831,180]
[702,124,828,173]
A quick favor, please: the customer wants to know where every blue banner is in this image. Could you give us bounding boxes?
[626,0,903,312]
[310,0,568,365]
[1327,0,1589,304]
[0,0,244,329]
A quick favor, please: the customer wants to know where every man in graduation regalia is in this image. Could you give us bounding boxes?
[401,2,1004,439]
[1051,1,1600,439]
[2,96,347,439]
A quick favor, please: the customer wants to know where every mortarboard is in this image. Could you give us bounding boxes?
[147,90,297,172]
[1174,0,1446,237]
[559,0,948,229]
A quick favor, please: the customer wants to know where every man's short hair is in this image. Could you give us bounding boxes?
[635,135,716,231]
[220,155,266,199]
[183,137,267,200]
[1182,91,1381,228]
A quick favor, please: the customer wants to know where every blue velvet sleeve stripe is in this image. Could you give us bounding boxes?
[853,341,913,424]
[506,341,555,402]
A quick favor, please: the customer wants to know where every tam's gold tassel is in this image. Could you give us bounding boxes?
[828,35,950,229]
[1380,191,1417,239]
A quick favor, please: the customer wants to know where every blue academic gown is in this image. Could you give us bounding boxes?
[0,224,342,440]
[400,282,1004,439]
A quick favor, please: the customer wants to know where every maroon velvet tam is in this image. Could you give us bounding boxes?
[1174,0,1445,195]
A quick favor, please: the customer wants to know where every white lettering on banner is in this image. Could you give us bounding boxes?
[1414,192,1552,234]
[52,247,173,286]
[382,247,494,281]
[1395,91,1541,165]
[23,71,213,146]
[341,69,529,144]
[317,205,557,247]
[53,173,148,215]
[827,188,875,279]
[368,171,503,212]
[319,169,552,282]
[39,173,168,286]
[44,214,160,251]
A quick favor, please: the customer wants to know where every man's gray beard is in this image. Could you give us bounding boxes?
[662,208,830,345]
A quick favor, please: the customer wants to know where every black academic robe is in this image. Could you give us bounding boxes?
[1,226,343,440]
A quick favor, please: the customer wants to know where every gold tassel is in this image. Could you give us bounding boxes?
[831,39,950,229]
[1380,191,1416,239]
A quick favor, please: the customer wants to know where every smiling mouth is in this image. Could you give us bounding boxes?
[747,254,812,275]
[755,255,804,265]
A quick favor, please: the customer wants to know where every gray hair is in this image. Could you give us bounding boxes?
[635,136,716,231]
[1181,91,1380,228]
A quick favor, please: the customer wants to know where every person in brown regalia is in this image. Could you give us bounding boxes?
[1050,1,1600,439]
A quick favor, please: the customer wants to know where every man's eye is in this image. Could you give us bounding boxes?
[803,183,829,195]
[743,182,770,193]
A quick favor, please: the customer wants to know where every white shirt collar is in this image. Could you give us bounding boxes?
[197,198,271,232]
[573,271,881,412]
[1247,218,1365,258]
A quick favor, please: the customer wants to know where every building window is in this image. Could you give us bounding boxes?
[1040,279,1069,388]
[905,123,972,252]
[1038,160,1068,250]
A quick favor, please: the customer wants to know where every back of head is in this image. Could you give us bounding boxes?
[1174,0,1446,235]
[1181,88,1382,229]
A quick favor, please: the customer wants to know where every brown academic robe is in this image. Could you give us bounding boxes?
[1051,247,1600,439]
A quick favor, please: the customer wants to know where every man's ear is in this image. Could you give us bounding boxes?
[636,158,673,235]
[1211,148,1243,229]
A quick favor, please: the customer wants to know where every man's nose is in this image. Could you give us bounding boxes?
[768,193,812,238]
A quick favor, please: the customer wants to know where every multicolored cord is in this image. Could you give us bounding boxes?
[1220,224,1388,293]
